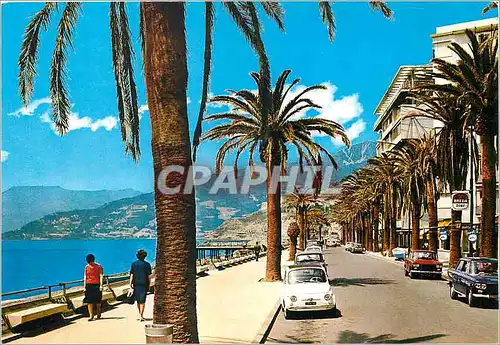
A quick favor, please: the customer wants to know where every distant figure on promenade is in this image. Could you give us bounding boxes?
[130,249,152,321]
[83,254,103,321]
[253,242,261,262]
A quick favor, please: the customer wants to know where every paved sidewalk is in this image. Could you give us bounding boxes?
[8,252,288,344]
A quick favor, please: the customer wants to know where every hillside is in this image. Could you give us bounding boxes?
[3,193,155,240]
[2,186,141,233]
[3,141,376,240]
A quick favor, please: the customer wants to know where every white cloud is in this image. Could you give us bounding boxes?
[332,119,367,146]
[8,97,51,117]
[40,111,117,133]
[1,150,10,162]
[284,82,363,125]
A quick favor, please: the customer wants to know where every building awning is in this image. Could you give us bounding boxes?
[438,219,451,227]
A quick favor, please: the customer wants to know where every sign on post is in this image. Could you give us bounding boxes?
[468,233,478,243]
[451,191,469,211]
[439,230,448,241]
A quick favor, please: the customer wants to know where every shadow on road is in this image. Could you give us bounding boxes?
[330,277,396,287]
[337,330,447,343]
[287,308,342,320]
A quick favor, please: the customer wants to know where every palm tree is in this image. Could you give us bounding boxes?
[367,154,402,255]
[307,207,330,242]
[392,141,425,251]
[202,69,349,281]
[17,2,286,342]
[418,30,498,258]
[285,189,320,251]
[408,92,474,266]
[415,135,440,253]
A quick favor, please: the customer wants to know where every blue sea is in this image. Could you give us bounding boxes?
[2,239,160,297]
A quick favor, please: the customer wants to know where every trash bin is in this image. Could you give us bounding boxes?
[145,324,173,343]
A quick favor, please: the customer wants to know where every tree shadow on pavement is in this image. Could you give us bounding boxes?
[337,330,446,343]
[330,277,396,287]
[287,308,342,320]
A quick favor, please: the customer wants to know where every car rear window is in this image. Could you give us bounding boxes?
[412,252,437,260]
[296,254,323,263]
[476,260,498,275]
[288,268,327,284]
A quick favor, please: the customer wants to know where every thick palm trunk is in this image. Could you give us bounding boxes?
[389,190,397,254]
[265,152,282,281]
[411,200,420,251]
[142,3,198,342]
[383,208,390,253]
[373,201,379,252]
[298,208,305,250]
[480,135,497,258]
[426,179,438,253]
[288,237,297,261]
[450,210,462,267]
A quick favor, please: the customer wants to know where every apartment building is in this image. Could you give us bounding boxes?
[373,18,498,250]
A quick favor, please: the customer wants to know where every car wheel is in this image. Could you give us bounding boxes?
[468,289,477,307]
[449,284,458,300]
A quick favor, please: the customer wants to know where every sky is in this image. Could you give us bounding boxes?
[1,1,496,192]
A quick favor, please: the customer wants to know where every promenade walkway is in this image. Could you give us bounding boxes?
[8,252,288,344]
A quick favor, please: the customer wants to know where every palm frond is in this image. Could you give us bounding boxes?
[318,2,335,42]
[50,2,81,135]
[482,1,498,15]
[18,2,58,106]
[369,1,394,19]
[260,1,285,31]
[193,2,215,161]
[109,2,140,161]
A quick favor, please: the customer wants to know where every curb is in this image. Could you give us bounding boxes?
[252,299,281,344]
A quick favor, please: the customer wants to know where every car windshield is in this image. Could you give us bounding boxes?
[296,254,323,263]
[476,260,498,275]
[288,268,327,284]
[412,252,436,260]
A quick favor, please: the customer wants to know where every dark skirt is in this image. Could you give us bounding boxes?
[84,284,102,304]
[134,284,148,304]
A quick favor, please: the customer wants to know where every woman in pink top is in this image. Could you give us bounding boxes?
[83,254,103,321]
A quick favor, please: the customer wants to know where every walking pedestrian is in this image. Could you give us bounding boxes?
[129,249,152,321]
[253,242,261,262]
[83,254,103,321]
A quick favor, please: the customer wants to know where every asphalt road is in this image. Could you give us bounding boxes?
[266,247,498,343]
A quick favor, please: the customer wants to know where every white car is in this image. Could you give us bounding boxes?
[345,242,354,251]
[305,245,323,253]
[281,264,336,319]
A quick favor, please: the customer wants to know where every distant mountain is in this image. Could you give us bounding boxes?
[3,141,376,240]
[3,193,155,240]
[331,141,376,181]
[1,186,142,233]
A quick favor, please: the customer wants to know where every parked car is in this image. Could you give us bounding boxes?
[345,242,354,251]
[281,263,336,319]
[294,251,327,270]
[392,247,407,261]
[404,250,442,279]
[305,245,323,253]
[448,257,498,307]
[349,243,365,254]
